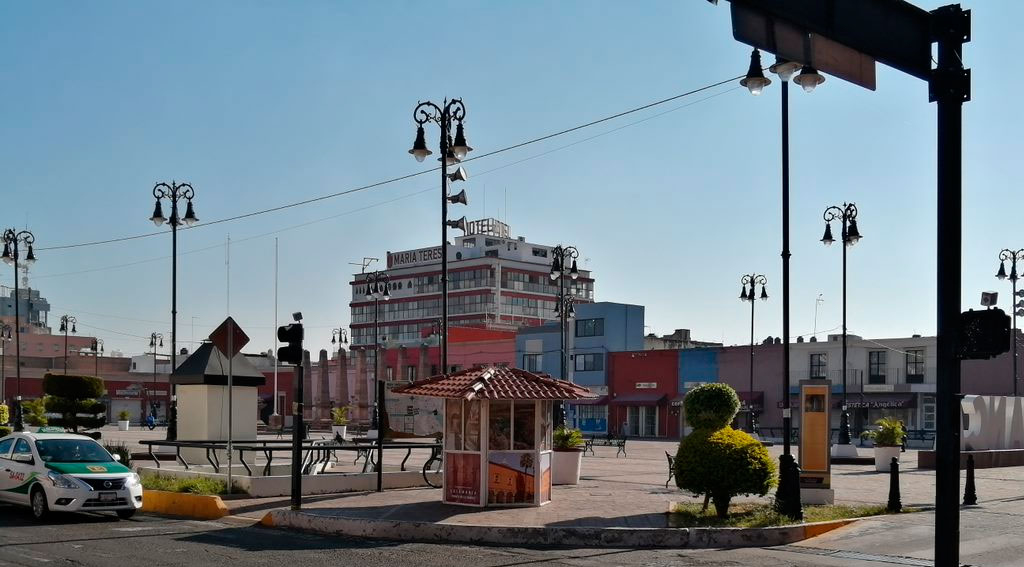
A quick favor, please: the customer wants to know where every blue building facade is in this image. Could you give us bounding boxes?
[516,301,644,434]
[675,348,720,435]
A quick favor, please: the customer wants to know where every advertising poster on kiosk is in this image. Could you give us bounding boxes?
[539,452,552,502]
[487,452,536,505]
[445,452,481,505]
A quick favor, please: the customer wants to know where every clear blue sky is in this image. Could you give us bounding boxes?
[1,1,1020,358]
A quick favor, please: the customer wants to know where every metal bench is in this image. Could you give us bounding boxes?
[584,435,627,458]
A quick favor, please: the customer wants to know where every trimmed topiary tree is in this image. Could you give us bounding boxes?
[674,383,776,518]
[683,382,741,430]
[0,403,8,426]
[22,398,48,427]
[42,373,107,433]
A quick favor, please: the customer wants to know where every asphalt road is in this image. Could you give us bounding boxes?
[0,506,945,567]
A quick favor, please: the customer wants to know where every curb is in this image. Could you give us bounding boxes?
[141,490,229,520]
[259,510,856,548]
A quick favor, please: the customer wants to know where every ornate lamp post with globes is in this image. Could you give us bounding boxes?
[550,245,580,428]
[362,271,390,492]
[0,323,12,405]
[996,248,1024,397]
[820,202,863,453]
[2,227,37,432]
[738,274,768,434]
[408,99,471,377]
[148,181,198,439]
[59,315,77,374]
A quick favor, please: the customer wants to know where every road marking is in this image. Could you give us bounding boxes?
[772,545,970,566]
[111,527,158,532]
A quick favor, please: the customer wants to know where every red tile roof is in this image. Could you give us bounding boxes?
[392,365,597,401]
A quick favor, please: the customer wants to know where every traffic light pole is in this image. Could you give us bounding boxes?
[933,6,969,565]
[291,359,304,510]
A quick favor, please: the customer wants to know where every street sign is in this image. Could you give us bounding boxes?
[731,3,878,90]
[210,317,250,358]
[728,0,932,82]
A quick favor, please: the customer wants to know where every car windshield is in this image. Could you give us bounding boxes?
[34,439,113,463]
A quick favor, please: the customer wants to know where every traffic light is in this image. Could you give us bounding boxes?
[277,323,304,365]
[959,308,1011,360]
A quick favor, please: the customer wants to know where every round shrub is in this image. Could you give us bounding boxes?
[0,403,9,426]
[675,426,777,517]
[0,426,12,438]
[684,383,740,430]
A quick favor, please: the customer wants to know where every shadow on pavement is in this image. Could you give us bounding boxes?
[177,525,406,552]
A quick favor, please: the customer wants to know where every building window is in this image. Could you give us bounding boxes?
[906,349,925,383]
[922,395,936,430]
[462,238,476,248]
[810,353,827,378]
[484,250,498,258]
[485,238,502,247]
[574,353,604,372]
[868,351,887,384]
[386,367,394,380]
[531,248,548,258]
[523,354,542,372]
[575,318,604,338]
[406,365,417,382]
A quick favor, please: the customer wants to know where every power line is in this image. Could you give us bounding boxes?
[36,74,743,252]
[30,86,740,280]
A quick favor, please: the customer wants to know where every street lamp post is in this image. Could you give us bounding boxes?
[0,323,11,405]
[91,339,104,377]
[331,328,349,350]
[550,245,580,428]
[739,274,768,434]
[149,333,163,420]
[741,49,819,519]
[149,181,198,440]
[409,99,471,377]
[58,315,77,374]
[996,249,1024,397]
[821,203,863,450]
[2,228,37,432]
[363,271,390,492]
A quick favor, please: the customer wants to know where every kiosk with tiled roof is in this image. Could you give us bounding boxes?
[393,365,595,507]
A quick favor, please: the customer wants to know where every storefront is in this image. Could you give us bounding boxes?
[609,393,666,437]
[571,396,608,435]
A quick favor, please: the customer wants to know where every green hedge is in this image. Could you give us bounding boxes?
[42,373,105,399]
[0,426,11,438]
[684,383,740,430]
[675,426,777,518]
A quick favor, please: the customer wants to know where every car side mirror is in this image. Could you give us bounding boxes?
[112,454,121,462]
[12,453,33,465]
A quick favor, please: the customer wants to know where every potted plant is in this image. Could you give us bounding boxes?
[117,409,132,432]
[330,406,350,439]
[552,426,585,485]
[861,417,905,472]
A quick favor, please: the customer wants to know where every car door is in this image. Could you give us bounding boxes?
[6,438,38,506]
[0,437,16,503]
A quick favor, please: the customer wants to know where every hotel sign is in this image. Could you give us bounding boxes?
[387,246,443,269]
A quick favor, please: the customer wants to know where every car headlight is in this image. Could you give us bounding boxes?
[124,473,141,488]
[47,470,82,490]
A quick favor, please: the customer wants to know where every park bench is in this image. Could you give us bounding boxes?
[903,429,936,449]
[583,434,627,458]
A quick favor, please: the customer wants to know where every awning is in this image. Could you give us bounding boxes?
[569,396,608,406]
[736,391,765,412]
[776,393,917,409]
[610,393,666,406]
[842,394,916,410]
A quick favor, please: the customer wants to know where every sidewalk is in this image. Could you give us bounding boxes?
[227,440,1024,531]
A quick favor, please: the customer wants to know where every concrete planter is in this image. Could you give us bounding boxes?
[873,445,901,471]
[331,425,348,439]
[118,420,130,432]
[552,449,582,485]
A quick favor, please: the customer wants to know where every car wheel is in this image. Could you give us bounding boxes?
[116,509,136,520]
[30,487,50,522]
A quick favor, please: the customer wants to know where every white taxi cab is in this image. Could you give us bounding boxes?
[0,429,143,520]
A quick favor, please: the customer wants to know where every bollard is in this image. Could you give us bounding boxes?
[887,456,902,513]
[963,454,978,505]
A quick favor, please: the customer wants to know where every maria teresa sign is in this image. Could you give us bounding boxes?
[388,246,443,268]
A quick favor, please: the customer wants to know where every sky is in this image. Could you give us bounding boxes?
[1,1,1021,359]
